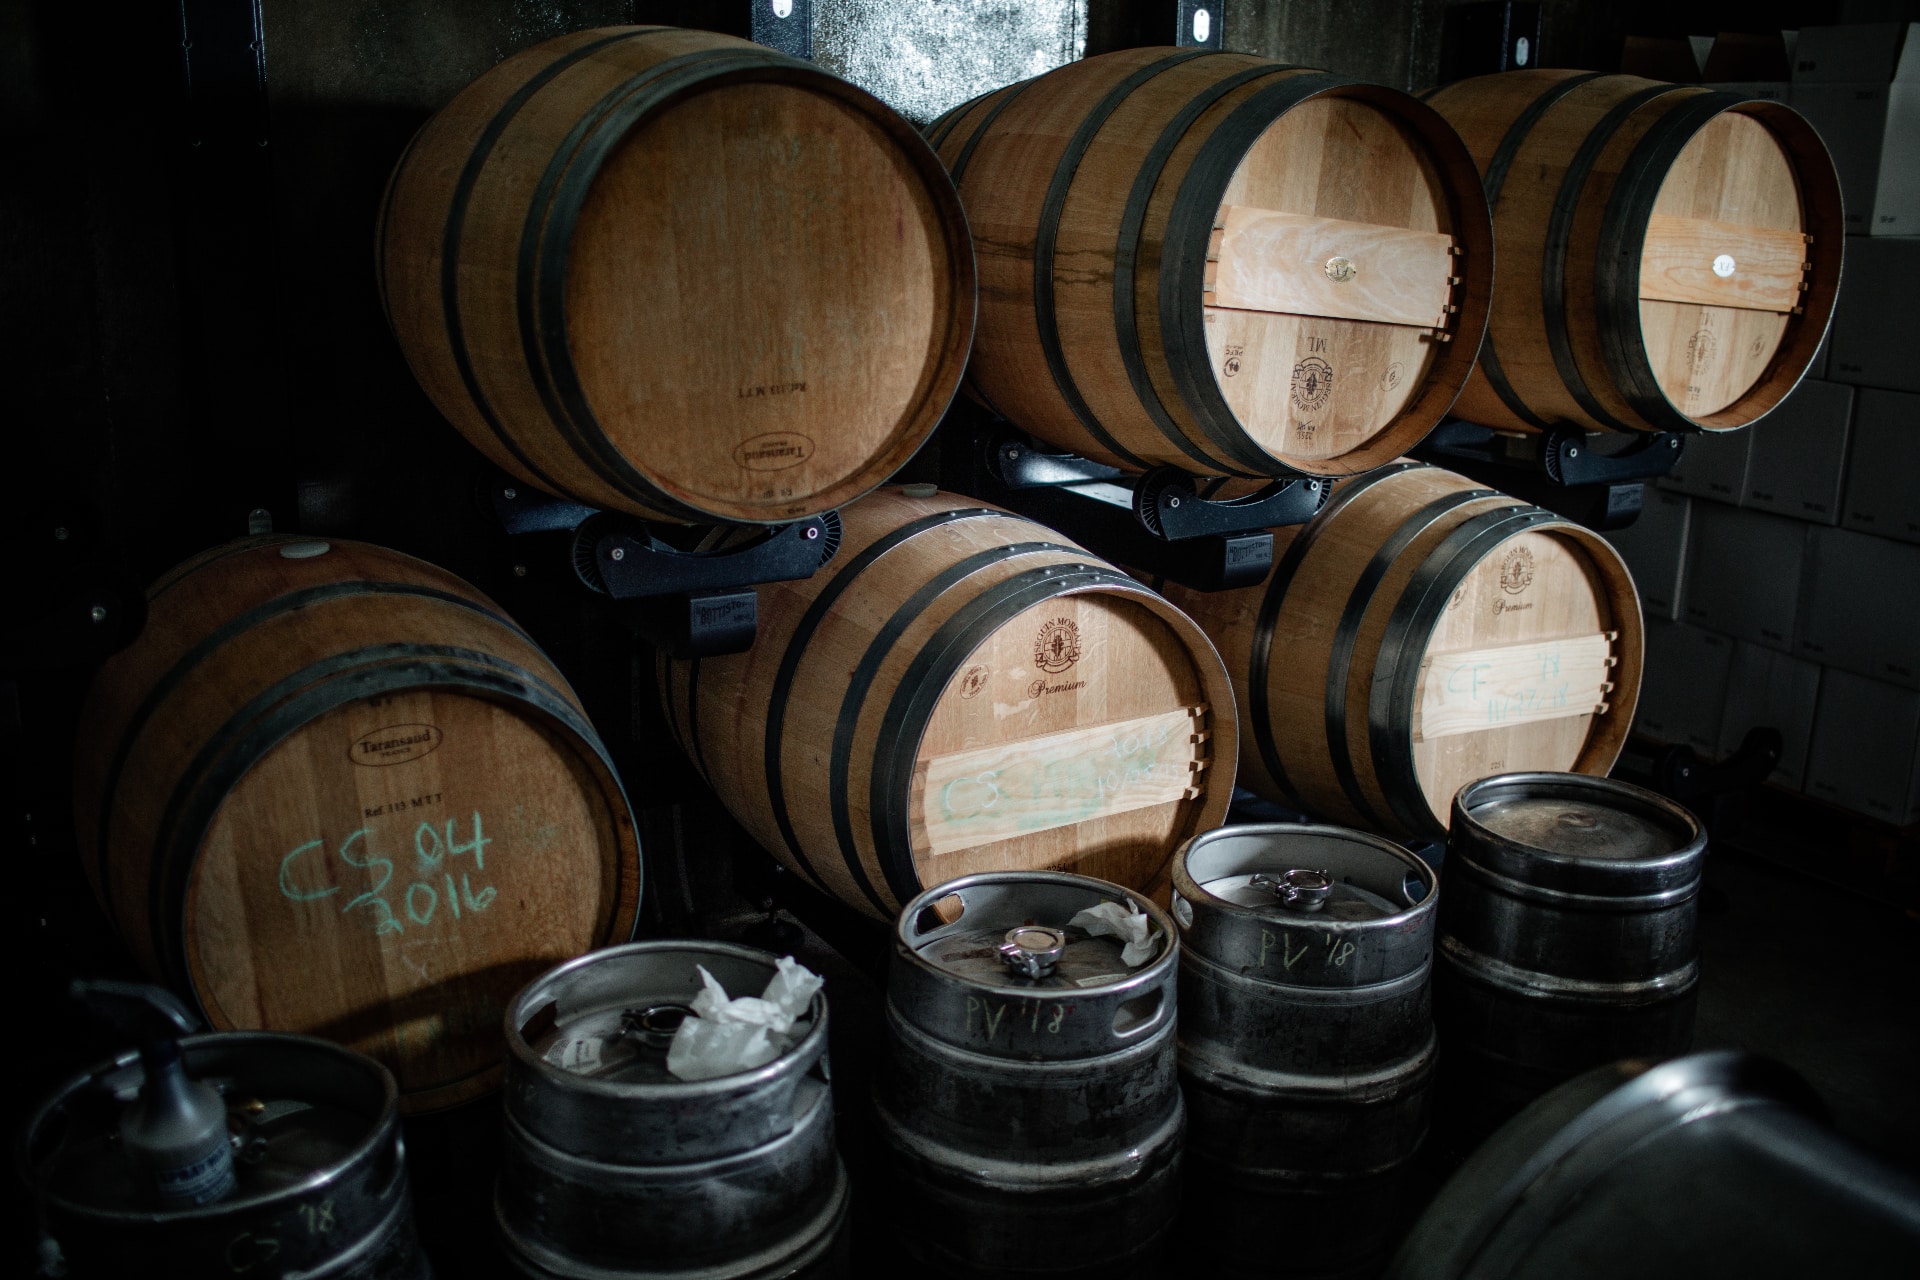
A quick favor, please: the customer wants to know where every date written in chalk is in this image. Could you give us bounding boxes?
[965,995,1071,1041]
[1257,928,1356,972]
[277,810,497,939]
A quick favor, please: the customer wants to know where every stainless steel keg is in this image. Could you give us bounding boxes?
[876,872,1183,1279]
[497,941,847,1280]
[1387,1052,1920,1278]
[22,1032,428,1279]
[1171,823,1439,1279]
[1433,771,1706,1149]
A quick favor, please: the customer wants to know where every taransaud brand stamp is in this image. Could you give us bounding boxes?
[350,723,443,767]
[733,431,815,472]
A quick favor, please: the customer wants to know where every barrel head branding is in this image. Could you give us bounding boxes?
[1499,545,1536,595]
[1686,328,1716,369]
[1382,361,1404,392]
[350,723,444,767]
[1033,617,1082,674]
[733,431,815,472]
[1222,343,1244,378]
[958,665,990,700]
[1291,357,1333,415]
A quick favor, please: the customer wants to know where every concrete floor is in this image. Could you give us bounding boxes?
[1693,847,1920,1174]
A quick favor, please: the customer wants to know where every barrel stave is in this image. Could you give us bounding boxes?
[662,487,1237,921]
[74,538,640,1111]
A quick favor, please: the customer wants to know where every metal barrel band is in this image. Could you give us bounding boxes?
[1113,60,1301,474]
[762,507,1003,893]
[1439,934,1700,1003]
[1322,487,1501,829]
[1368,505,1554,837]
[1540,83,1689,433]
[1595,90,1750,431]
[1445,849,1704,910]
[1248,460,1425,806]
[439,28,644,501]
[1163,72,1356,474]
[1032,50,1214,473]
[827,542,1074,916]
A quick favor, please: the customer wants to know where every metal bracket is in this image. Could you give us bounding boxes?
[1415,419,1688,532]
[975,434,1325,592]
[484,476,835,659]
[1651,727,1784,807]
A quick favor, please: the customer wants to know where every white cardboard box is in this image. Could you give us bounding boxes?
[1743,379,1853,523]
[1803,667,1920,824]
[1681,503,1809,651]
[1791,23,1920,235]
[1718,642,1822,790]
[1658,428,1752,503]
[1795,526,1920,689]
[1637,620,1735,752]
[1605,489,1691,620]
[1842,388,1920,544]
[1827,236,1920,393]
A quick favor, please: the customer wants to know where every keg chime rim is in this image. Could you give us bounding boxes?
[502,940,830,1099]
[1170,822,1438,931]
[22,1031,400,1224]
[893,870,1180,995]
[1450,771,1705,890]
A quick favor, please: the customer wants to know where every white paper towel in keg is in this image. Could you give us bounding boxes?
[666,957,824,1081]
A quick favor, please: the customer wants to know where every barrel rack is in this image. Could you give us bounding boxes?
[1414,418,1688,531]
[484,474,837,659]
[944,413,1330,592]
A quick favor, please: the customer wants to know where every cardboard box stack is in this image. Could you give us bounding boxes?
[1607,22,1920,826]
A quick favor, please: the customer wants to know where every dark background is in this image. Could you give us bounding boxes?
[6,1,1918,1275]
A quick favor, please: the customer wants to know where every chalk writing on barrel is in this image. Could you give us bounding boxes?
[277,810,497,938]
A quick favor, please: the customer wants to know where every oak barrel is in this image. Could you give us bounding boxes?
[657,486,1238,921]
[1161,463,1643,840]
[1426,70,1844,433]
[379,25,974,524]
[73,536,642,1112]
[928,47,1494,479]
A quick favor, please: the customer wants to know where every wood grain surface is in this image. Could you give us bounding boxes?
[380,25,972,523]
[74,537,640,1111]
[931,48,1492,479]
[1430,70,1842,435]
[1163,464,1642,839]
[658,487,1238,921]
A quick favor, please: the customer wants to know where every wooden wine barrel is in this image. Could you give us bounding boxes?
[1161,463,1642,840]
[1426,71,1843,433]
[379,25,974,524]
[929,47,1493,479]
[657,487,1238,921]
[73,537,642,1112]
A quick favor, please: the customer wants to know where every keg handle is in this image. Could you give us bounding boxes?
[997,926,1067,981]
[1250,869,1334,911]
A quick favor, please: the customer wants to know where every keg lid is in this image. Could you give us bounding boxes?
[1450,772,1705,898]
[1455,773,1702,863]
[510,944,820,1087]
[1169,824,1437,987]
[891,873,1178,1061]
[26,1033,395,1219]
[1467,794,1684,861]
[1206,869,1405,921]
[915,917,1144,991]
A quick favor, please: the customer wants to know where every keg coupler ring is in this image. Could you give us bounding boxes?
[623,1003,694,1048]
[998,926,1067,980]
[1250,868,1334,911]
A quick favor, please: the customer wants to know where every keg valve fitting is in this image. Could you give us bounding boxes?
[1251,869,1334,911]
[998,926,1067,980]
